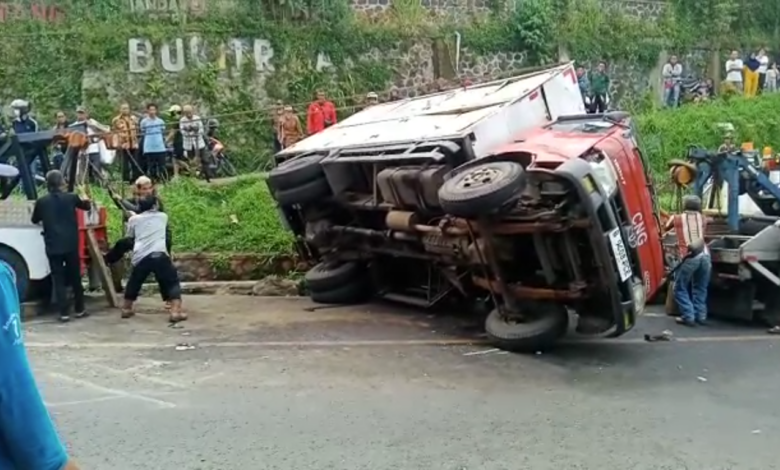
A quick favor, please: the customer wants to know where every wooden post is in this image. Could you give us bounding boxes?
[85,228,118,308]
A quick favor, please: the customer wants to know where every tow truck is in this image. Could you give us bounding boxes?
[666,144,780,323]
[268,63,666,352]
[0,126,111,302]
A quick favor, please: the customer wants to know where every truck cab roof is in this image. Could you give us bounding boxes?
[491,114,626,165]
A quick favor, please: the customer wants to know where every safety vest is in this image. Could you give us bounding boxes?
[673,211,707,258]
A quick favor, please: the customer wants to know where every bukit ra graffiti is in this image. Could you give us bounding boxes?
[128,37,338,74]
[0,3,63,21]
[128,37,275,74]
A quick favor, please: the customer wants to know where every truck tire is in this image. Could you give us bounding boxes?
[310,280,369,305]
[0,246,30,302]
[274,177,332,207]
[484,303,569,353]
[305,261,363,292]
[438,161,527,218]
[268,154,325,191]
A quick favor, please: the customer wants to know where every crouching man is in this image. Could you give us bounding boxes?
[122,195,186,323]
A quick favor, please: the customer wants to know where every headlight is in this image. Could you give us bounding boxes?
[632,280,646,315]
[589,159,618,195]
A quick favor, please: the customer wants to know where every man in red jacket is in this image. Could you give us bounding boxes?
[306,91,337,135]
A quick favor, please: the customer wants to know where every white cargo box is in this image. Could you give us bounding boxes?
[277,62,585,160]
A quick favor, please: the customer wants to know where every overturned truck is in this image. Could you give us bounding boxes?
[268,63,666,351]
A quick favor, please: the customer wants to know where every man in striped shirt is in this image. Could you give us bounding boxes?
[667,195,712,327]
[179,104,213,182]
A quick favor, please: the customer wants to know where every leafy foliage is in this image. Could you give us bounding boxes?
[636,93,780,179]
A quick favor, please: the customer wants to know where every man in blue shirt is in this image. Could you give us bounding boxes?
[9,99,49,182]
[139,103,167,182]
[0,260,80,469]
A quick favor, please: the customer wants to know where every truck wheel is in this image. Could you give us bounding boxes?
[268,154,325,191]
[305,261,363,292]
[310,280,369,305]
[484,303,569,353]
[438,161,527,218]
[0,246,30,302]
[274,177,332,207]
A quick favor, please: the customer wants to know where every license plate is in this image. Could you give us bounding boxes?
[608,228,632,282]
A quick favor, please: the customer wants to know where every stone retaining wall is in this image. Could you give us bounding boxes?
[172,253,304,282]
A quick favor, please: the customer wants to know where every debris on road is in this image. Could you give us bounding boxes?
[645,330,674,342]
[697,376,708,382]
[175,343,196,351]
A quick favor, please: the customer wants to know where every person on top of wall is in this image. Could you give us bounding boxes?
[587,62,610,113]
[757,47,769,93]
[724,50,744,92]
[306,90,337,135]
[744,52,761,97]
[0,255,82,470]
[661,55,683,107]
[111,102,141,183]
[575,66,590,100]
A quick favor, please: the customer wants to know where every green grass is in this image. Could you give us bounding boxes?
[94,176,294,254]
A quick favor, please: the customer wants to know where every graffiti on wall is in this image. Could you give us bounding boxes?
[128,0,205,16]
[128,37,275,74]
[128,36,338,75]
[0,3,64,22]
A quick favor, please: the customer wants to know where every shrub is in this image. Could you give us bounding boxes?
[635,93,780,178]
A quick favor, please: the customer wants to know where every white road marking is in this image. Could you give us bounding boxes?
[86,363,187,389]
[45,396,127,408]
[463,348,500,356]
[46,371,177,409]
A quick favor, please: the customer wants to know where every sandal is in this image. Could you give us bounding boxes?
[121,309,135,319]
[768,326,780,335]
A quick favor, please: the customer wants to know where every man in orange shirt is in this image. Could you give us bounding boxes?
[306,90,337,135]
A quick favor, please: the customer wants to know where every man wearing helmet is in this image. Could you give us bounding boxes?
[9,99,48,181]
[166,104,185,178]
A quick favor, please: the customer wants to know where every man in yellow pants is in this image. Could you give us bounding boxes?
[744,52,761,97]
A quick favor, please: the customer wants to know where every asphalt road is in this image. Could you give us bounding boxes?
[21,296,780,470]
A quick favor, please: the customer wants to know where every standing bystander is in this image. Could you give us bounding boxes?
[31,170,91,323]
[278,106,303,149]
[588,62,610,113]
[306,90,337,135]
[744,52,761,97]
[661,55,683,107]
[766,63,778,93]
[73,106,110,182]
[757,48,769,93]
[724,50,744,92]
[180,105,212,182]
[139,103,167,182]
[111,103,140,183]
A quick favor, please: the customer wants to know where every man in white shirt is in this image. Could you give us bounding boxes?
[661,55,683,107]
[179,105,213,182]
[73,106,111,182]
[724,50,744,92]
[757,47,769,92]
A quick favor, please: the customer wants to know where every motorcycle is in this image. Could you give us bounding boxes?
[209,137,237,178]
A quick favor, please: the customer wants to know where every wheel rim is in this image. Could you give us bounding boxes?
[457,166,502,190]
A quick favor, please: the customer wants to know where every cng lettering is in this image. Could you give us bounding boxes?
[626,212,648,248]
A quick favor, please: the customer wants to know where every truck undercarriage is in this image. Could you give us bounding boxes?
[272,135,643,351]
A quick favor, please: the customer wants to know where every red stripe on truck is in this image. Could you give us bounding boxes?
[563,68,577,84]
[529,90,539,100]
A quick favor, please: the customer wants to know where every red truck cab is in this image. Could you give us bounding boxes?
[481,112,665,336]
